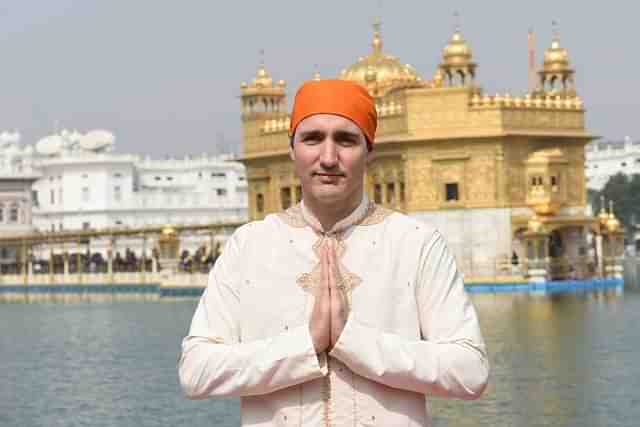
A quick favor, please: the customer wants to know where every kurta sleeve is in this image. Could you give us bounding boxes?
[178,226,328,399]
[329,230,489,399]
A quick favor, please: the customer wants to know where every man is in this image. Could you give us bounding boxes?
[179,79,489,426]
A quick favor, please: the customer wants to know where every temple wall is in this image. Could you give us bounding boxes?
[411,208,513,278]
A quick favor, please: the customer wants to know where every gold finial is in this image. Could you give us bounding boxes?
[453,10,461,33]
[550,20,562,49]
[372,17,383,54]
[598,195,609,225]
[257,49,267,74]
[606,200,621,231]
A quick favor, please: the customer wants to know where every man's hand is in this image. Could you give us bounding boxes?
[308,239,348,353]
[309,241,331,354]
[328,239,347,350]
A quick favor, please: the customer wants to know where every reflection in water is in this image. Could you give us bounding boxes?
[432,288,638,427]
[0,288,638,427]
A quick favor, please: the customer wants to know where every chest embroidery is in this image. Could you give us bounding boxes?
[278,201,393,308]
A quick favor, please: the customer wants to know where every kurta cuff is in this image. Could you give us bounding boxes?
[268,323,329,381]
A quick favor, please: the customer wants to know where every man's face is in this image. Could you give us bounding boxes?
[290,114,372,206]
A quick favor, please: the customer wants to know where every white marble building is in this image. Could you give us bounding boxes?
[30,129,247,232]
[0,129,247,259]
[0,131,40,266]
[0,131,39,232]
[585,136,640,190]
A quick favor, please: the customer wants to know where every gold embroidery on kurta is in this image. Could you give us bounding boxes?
[280,201,393,309]
[359,203,394,226]
[277,204,307,228]
[278,201,392,427]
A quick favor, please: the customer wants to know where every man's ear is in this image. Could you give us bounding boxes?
[365,146,375,165]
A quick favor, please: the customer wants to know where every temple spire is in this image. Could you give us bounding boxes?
[372,18,383,54]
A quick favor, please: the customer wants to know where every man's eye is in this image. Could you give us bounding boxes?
[338,139,357,146]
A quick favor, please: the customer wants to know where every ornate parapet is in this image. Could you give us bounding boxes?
[469,93,585,132]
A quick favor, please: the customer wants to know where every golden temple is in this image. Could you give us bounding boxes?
[238,22,625,281]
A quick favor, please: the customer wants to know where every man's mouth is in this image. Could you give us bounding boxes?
[314,172,344,177]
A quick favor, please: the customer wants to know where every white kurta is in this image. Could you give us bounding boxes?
[179,195,489,426]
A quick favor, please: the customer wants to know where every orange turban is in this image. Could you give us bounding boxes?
[289,79,377,145]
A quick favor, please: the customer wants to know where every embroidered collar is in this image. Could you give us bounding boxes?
[278,193,392,233]
[299,194,371,235]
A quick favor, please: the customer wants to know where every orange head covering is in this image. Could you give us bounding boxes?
[289,79,377,146]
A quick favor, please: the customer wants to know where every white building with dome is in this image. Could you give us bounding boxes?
[0,128,247,259]
[30,129,248,233]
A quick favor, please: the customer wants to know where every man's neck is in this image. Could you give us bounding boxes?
[303,192,364,232]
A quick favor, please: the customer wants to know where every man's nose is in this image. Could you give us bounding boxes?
[319,140,338,168]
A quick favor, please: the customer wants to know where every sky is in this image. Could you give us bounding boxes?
[0,1,637,157]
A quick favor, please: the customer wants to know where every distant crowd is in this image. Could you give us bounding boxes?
[0,244,220,275]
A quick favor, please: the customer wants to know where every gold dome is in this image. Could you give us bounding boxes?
[431,68,445,87]
[606,213,621,232]
[442,30,473,64]
[241,60,286,98]
[598,207,609,226]
[252,62,273,88]
[340,20,421,91]
[605,200,622,232]
[543,37,571,71]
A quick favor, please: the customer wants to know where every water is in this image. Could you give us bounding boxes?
[1,289,639,427]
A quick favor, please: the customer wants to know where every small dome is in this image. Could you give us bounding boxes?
[432,68,445,87]
[442,30,473,64]
[341,20,421,92]
[543,37,571,70]
[606,213,620,232]
[252,62,273,88]
[241,59,285,97]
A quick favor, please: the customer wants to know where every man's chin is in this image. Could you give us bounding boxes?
[308,187,348,204]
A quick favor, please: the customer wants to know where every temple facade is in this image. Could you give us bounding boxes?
[238,23,624,280]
